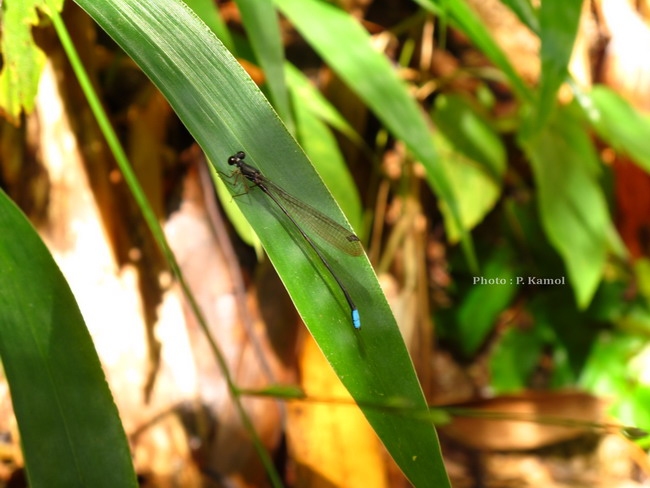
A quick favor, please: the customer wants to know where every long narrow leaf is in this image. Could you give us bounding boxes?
[533,1,583,133]
[236,0,294,129]
[71,0,450,484]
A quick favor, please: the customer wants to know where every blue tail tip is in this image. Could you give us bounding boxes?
[352,309,361,329]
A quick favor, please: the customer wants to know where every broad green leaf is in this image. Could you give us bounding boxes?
[520,107,616,307]
[436,132,502,243]
[581,333,644,394]
[586,85,650,173]
[275,0,476,275]
[532,0,583,133]
[72,0,450,484]
[433,94,506,181]
[433,94,506,242]
[0,189,136,487]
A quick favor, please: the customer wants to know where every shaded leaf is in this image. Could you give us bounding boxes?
[455,247,518,356]
[0,189,136,487]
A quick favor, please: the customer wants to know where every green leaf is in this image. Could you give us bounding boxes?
[586,85,650,173]
[520,107,618,308]
[436,132,503,243]
[184,0,234,52]
[581,333,643,394]
[433,94,506,242]
[500,0,540,33]
[0,189,136,487]
[292,87,362,232]
[533,0,583,132]
[580,332,650,430]
[275,0,476,274]
[0,0,64,123]
[455,247,518,356]
[433,94,506,181]
[72,0,450,484]
[236,0,294,129]
[285,62,363,145]
[490,326,547,392]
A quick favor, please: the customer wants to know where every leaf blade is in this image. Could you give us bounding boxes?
[0,189,137,488]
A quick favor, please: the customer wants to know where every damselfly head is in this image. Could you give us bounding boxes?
[228,151,246,166]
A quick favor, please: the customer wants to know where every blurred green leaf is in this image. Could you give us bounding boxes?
[285,62,363,145]
[520,106,619,308]
[456,247,518,356]
[532,1,582,133]
[436,132,503,244]
[500,0,539,33]
[237,0,294,129]
[581,333,650,430]
[239,384,307,400]
[433,94,506,242]
[0,0,64,123]
[587,85,650,173]
[0,190,136,487]
[292,87,363,232]
[581,333,643,393]
[185,0,234,51]
[433,94,506,181]
[616,387,650,433]
[490,326,548,392]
